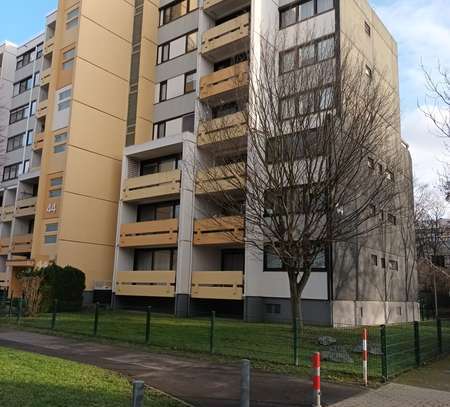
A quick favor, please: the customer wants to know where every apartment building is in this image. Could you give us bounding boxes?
[0,0,418,326]
[111,0,418,326]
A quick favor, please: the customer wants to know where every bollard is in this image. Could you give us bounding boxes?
[51,299,58,330]
[312,352,321,407]
[362,328,368,386]
[210,310,216,354]
[240,359,250,407]
[145,306,152,344]
[93,302,100,336]
[131,380,145,407]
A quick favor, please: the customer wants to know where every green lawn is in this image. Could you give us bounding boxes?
[0,346,183,407]
[2,310,448,383]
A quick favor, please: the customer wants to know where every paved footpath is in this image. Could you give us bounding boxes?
[0,328,363,406]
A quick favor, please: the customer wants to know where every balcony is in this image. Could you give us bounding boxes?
[44,38,54,55]
[204,0,251,19]
[40,68,52,86]
[196,163,245,194]
[119,219,178,248]
[122,169,181,203]
[199,61,249,105]
[115,271,176,297]
[201,13,250,62]
[36,100,48,118]
[33,131,45,151]
[191,271,244,300]
[0,238,10,255]
[1,206,15,222]
[198,111,247,149]
[6,256,35,268]
[193,216,244,246]
[11,234,33,254]
[15,197,37,218]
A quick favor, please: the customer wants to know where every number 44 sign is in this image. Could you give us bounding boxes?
[46,202,57,214]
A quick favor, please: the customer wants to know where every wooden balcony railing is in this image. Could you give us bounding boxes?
[196,163,245,194]
[40,68,52,86]
[0,238,10,255]
[191,271,244,300]
[204,0,251,18]
[201,13,249,62]
[122,169,181,202]
[6,256,35,268]
[36,100,48,118]
[193,216,244,246]
[1,206,15,222]
[198,111,247,147]
[115,271,176,297]
[119,218,178,248]
[33,132,45,151]
[11,234,33,254]
[15,197,37,218]
[44,38,54,55]
[199,61,249,104]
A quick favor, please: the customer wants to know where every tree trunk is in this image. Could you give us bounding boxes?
[288,271,301,331]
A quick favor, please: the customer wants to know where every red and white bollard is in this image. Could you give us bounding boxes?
[362,328,368,386]
[312,352,321,407]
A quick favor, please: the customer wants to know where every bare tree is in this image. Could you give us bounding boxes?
[195,31,405,329]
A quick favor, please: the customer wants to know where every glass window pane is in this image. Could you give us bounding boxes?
[281,49,296,73]
[299,44,315,66]
[159,158,176,172]
[155,205,173,220]
[165,117,183,137]
[312,251,326,268]
[169,36,186,59]
[317,0,334,13]
[320,87,334,110]
[280,7,297,28]
[153,250,172,270]
[135,250,153,271]
[138,204,155,222]
[186,32,197,52]
[266,252,283,269]
[318,37,334,61]
[299,1,314,20]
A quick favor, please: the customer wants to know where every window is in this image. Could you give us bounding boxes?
[153,113,195,139]
[2,163,20,181]
[317,0,333,13]
[134,248,178,271]
[317,37,335,61]
[371,254,378,266]
[54,144,67,154]
[280,6,297,28]
[184,71,196,93]
[280,0,334,28]
[44,235,57,245]
[50,177,63,187]
[62,48,76,70]
[57,88,72,111]
[389,260,398,271]
[46,223,58,233]
[299,1,314,20]
[13,76,32,96]
[54,132,68,143]
[26,130,34,145]
[7,133,24,152]
[66,7,80,30]
[319,86,334,110]
[381,258,386,269]
[36,43,44,59]
[159,0,198,26]
[222,250,245,271]
[141,155,180,176]
[137,201,180,222]
[369,204,376,216]
[30,100,37,116]
[16,48,36,70]
[159,81,167,102]
[387,213,397,225]
[49,189,62,198]
[386,170,394,181]
[365,65,373,79]
[368,157,375,170]
[21,160,30,174]
[377,163,383,175]
[280,49,296,73]
[186,31,197,52]
[299,43,316,66]
[365,21,371,36]
[33,71,40,87]
[265,304,281,314]
[9,104,29,124]
[157,31,197,64]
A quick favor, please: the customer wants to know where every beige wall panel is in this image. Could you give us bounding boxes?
[137,76,155,124]
[57,240,115,290]
[142,0,159,46]
[81,0,134,42]
[59,193,118,246]
[140,37,157,83]
[135,117,153,145]
[62,0,80,12]
[48,149,67,174]
[72,58,129,120]
[77,16,131,81]
[69,101,125,160]
[62,25,79,49]
[64,146,122,202]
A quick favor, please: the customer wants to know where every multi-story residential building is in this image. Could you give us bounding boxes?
[0,0,418,326]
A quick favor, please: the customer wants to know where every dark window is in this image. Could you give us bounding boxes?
[36,43,44,59]
[365,21,371,36]
[371,254,378,266]
[264,247,326,271]
[16,48,36,70]
[381,258,386,269]
[212,102,239,119]
[13,76,33,96]
[134,248,177,271]
[159,0,198,26]
[280,0,334,29]
[2,163,20,181]
[368,157,375,169]
[221,250,245,271]
[184,71,196,93]
[26,130,34,145]
[265,303,281,314]
[389,260,398,271]
[387,214,397,225]
[159,81,167,102]
[140,155,181,176]
[137,201,180,222]
[7,133,24,152]
[9,104,30,124]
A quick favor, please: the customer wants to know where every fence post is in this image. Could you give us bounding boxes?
[131,380,145,407]
[362,328,368,386]
[209,310,216,354]
[380,325,388,382]
[414,320,421,367]
[93,302,100,336]
[16,298,23,325]
[8,292,14,318]
[312,352,321,407]
[240,359,250,407]
[51,299,58,330]
[145,306,152,344]
[293,317,299,367]
[437,318,443,354]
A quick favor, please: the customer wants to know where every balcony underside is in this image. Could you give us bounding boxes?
[204,0,251,19]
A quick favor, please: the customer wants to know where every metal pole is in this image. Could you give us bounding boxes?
[380,325,388,381]
[8,291,14,318]
[433,269,439,319]
[312,352,321,407]
[51,299,58,330]
[131,380,145,407]
[93,302,99,336]
[414,321,420,367]
[362,328,368,386]
[437,318,443,354]
[210,310,216,354]
[145,306,152,344]
[240,359,250,407]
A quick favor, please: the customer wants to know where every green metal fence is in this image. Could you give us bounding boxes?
[1,305,449,382]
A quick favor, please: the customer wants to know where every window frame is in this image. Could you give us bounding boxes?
[279,0,335,29]
[66,7,80,30]
[134,248,178,271]
[159,0,198,27]
[6,133,25,152]
[2,162,21,182]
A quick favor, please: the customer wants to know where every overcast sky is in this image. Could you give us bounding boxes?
[1,0,450,188]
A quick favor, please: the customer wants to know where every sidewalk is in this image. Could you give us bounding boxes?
[0,328,363,407]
